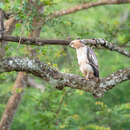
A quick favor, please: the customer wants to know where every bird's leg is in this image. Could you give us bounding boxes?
[85,72,89,80]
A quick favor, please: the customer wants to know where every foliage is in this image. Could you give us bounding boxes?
[0,0,130,130]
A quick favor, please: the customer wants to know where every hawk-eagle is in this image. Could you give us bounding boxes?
[70,40,99,81]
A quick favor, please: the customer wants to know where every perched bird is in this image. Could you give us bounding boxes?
[69,40,99,81]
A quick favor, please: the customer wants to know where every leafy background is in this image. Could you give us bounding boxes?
[0,0,130,130]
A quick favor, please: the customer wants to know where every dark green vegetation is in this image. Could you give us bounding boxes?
[0,0,130,130]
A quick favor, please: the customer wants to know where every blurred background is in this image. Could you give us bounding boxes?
[0,0,130,129]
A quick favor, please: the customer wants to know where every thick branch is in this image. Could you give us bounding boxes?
[0,57,129,97]
[0,35,129,57]
[46,0,130,21]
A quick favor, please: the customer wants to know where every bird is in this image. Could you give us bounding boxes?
[69,39,99,81]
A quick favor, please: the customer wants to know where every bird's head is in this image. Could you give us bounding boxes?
[69,40,86,49]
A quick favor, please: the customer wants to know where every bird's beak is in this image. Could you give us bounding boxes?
[80,40,86,44]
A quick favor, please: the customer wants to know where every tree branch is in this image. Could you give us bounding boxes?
[46,0,130,22]
[0,35,129,57]
[0,57,129,97]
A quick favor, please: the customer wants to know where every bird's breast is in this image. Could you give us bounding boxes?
[76,47,88,65]
[76,47,93,73]
[80,63,93,74]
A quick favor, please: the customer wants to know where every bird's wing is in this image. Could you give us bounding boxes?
[86,47,99,77]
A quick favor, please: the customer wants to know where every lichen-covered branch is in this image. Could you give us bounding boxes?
[0,35,129,57]
[45,0,130,22]
[83,38,130,57]
[0,57,129,97]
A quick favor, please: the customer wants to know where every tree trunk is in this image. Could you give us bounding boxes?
[0,2,44,130]
[0,72,27,130]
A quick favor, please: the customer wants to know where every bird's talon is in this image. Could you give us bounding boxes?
[86,78,89,80]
